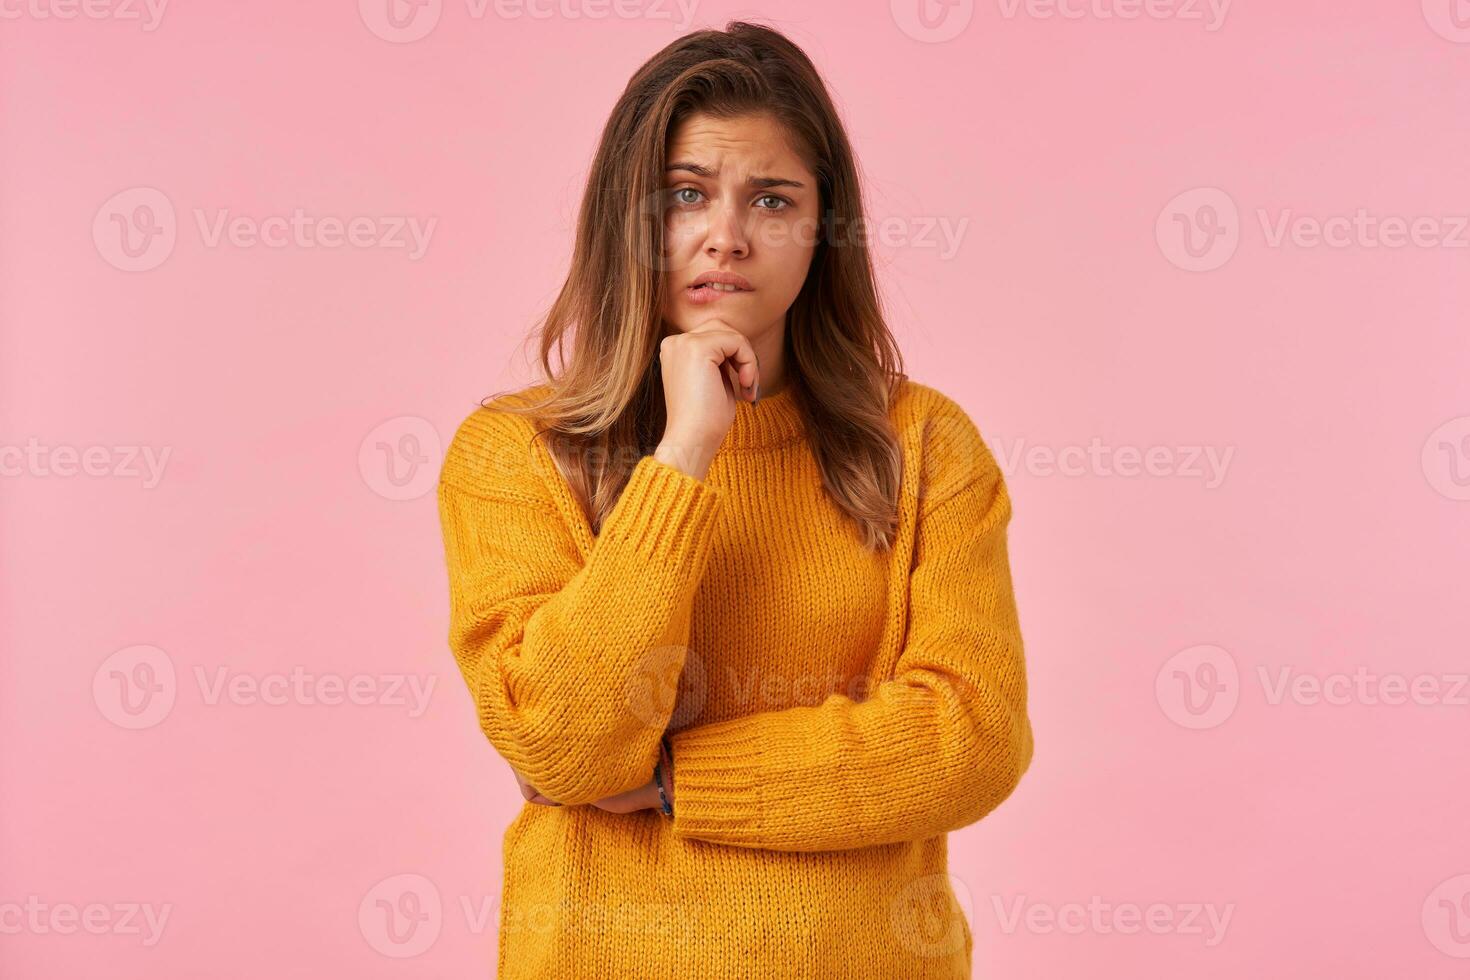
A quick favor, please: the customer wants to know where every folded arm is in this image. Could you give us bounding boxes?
[438,408,724,805]
[666,416,1032,852]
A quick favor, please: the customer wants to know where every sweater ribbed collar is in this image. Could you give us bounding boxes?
[721,384,804,452]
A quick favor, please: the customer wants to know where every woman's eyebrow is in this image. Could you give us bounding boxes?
[665,162,805,190]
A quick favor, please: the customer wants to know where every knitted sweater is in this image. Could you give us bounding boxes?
[436,377,1033,979]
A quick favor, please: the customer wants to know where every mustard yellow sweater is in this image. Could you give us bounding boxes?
[436,378,1033,979]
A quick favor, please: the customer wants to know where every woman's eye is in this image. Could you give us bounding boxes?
[668,188,791,212]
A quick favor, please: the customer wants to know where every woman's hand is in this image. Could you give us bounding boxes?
[589,738,675,814]
[510,743,675,814]
[655,320,760,480]
[509,765,560,806]
[587,777,664,815]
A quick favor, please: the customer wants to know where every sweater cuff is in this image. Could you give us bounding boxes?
[598,455,723,563]
[667,719,767,842]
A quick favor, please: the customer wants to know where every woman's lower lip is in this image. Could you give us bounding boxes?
[686,285,751,305]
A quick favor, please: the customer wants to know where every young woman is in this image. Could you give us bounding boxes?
[437,21,1033,978]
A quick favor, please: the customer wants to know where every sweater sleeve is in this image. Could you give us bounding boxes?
[666,408,1032,852]
[437,407,724,806]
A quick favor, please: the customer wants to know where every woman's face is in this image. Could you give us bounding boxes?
[658,112,820,343]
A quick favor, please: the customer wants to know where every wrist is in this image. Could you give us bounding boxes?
[653,735,675,817]
[654,440,715,481]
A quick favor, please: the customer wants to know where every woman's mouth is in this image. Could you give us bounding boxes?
[687,283,751,305]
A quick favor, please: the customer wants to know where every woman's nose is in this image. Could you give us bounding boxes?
[704,200,749,257]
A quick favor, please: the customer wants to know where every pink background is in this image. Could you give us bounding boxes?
[3,2,1468,977]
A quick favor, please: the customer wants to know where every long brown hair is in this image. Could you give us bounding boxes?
[485,20,908,550]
